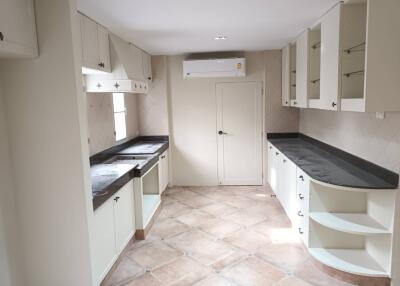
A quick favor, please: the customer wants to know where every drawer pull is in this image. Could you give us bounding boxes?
[298,194,304,200]
[297,211,304,217]
[270,194,276,198]
[114,196,120,202]
[298,228,304,234]
[269,146,272,150]
[275,152,279,156]
[283,159,286,163]
[161,155,166,159]
[299,175,304,181]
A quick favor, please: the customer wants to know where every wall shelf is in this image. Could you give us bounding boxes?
[309,248,388,277]
[309,212,390,235]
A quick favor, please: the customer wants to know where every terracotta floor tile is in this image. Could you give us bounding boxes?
[224,195,259,209]
[189,186,225,195]
[103,256,144,286]
[175,209,215,226]
[198,217,242,238]
[147,218,190,240]
[199,202,239,217]
[165,229,236,265]
[256,243,309,273]
[274,276,314,286]
[222,209,267,226]
[193,274,238,286]
[127,241,183,269]
[151,256,210,285]
[161,195,177,206]
[212,251,247,272]
[221,257,286,286]
[124,273,161,286]
[223,229,271,252]
[250,222,300,244]
[177,194,214,208]
[157,201,192,220]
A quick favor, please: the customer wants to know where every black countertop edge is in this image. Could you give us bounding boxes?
[92,167,136,211]
[267,132,399,188]
[90,136,169,165]
[267,132,300,139]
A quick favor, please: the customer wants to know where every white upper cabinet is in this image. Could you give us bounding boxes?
[142,50,153,82]
[320,3,342,110]
[80,13,111,73]
[295,30,310,108]
[130,44,145,80]
[0,0,38,58]
[282,45,291,107]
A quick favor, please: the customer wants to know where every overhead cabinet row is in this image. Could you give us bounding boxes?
[282,0,400,112]
[79,12,152,82]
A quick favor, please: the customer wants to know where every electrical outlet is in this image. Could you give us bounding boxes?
[376,112,385,120]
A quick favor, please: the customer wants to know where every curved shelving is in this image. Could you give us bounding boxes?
[309,248,388,277]
[309,212,390,235]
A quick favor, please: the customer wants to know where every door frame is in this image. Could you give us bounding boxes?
[216,81,264,186]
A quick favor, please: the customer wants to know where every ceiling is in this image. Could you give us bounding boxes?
[77,0,340,55]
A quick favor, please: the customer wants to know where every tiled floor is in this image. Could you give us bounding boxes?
[102,186,354,286]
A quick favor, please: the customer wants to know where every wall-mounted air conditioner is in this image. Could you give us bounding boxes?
[183,58,246,78]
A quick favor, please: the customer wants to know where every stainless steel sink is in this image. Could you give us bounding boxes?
[104,155,153,168]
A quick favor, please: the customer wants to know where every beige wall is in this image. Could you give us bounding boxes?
[265,51,299,133]
[87,93,139,155]
[299,109,400,174]
[168,51,298,186]
[0,0,93,285]
[0,81,23,286]
[138,56,169,136]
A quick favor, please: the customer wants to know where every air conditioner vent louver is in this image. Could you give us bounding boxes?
[183,58,246,78]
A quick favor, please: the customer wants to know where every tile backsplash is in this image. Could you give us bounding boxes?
[300,109,400,174]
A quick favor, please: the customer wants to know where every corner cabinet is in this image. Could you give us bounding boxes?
[79,13,111,73]
[0,0,38,58]
[267,142,398,282]
[91,181,135,285]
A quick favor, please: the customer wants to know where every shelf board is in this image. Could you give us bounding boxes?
[142,194,161,227]
[310,212,390,235]
[309,248,388,277]
[341,98,365,112]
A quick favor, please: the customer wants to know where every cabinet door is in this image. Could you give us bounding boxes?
[130,44,145,80]
[282,45,291,106]
[295,30,310,108]
[162,151,169,191]
[97,24,111,72]
[91,199,116,284]
[269,146,280,195]
[320,3,342,110]
[278,155,297,221]
[142,51,152,81]
[267,143,273,187]
[81,15,99,70]
[113,181,134,253]
[0,0,37,57]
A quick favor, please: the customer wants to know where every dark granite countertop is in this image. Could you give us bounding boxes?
[268,134,398,189]
[90,136,169,210]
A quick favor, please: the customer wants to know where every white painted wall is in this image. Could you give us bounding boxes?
[0,0,93,285]
[0,80,24,286]
[87,93,139,155]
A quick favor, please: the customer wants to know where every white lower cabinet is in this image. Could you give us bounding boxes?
[158,149,169,194]
[267,142,398,279]
[91,180,135,285]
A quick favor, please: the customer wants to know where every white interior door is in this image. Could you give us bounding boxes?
[216,82,263,185]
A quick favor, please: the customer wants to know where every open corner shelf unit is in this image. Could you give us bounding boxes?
[307,179,397,278]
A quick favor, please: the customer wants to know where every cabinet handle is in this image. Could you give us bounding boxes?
[285,101,288,105]
[269,146,272,150]
[275,152,279,156]
[332,102,337,108]
[297,211,304,217]
[98,62,102,67]
[96,83,102,89]
[270,194,276,198]
[299,175,304,181]
[161,155,166,159]
[114,196,120,202]
[0,32,4,41]
[114,82,120,89]
[293,101,297,105]
[148,77,152,80]
[283,159,286,163]
[298,193,304,200]
[298,228,304,234]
